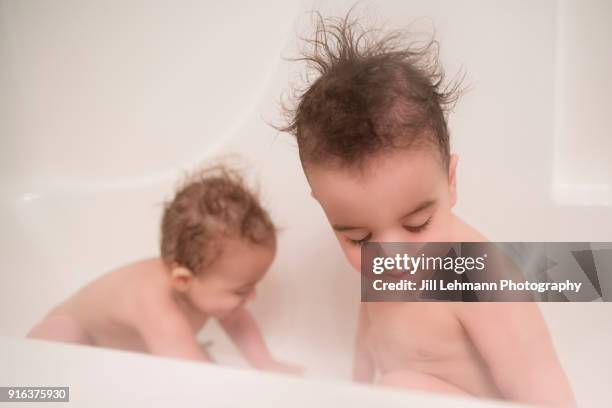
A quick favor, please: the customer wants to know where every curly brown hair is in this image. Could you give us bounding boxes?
[279,10,463,169]
[160,165,275,275]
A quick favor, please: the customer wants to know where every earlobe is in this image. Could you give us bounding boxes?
[449,154,459,207]
[170,266,193,292]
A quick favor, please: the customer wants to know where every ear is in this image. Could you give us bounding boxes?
[170,266,193,292]
[448,154,459,207]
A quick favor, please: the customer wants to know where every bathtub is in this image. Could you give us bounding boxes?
[1,336,526,408]
[1,0,611,406]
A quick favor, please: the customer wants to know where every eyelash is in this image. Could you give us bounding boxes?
[347,234,372,247]
[234,287,252,296]
[403,217,432,233]
[346,218,432,246]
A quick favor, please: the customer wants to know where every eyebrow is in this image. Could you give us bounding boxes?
[331,199,436,231]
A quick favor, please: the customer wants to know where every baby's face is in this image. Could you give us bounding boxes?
[306,147,457,271]
[187,238,275,318]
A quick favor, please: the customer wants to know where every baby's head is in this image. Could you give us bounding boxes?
[160,165,276,317]
[281,13,462,270]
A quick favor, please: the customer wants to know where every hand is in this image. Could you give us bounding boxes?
[256,359,305,376]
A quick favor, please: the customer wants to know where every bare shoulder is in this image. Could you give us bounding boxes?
[54,259,162,311]
[114,257,166,277]
[128,259,174,306]
[113,258,180,323]
[101,258,166,303]
[450,214,488,242]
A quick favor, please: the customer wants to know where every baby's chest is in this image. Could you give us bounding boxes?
[365,303,466,362]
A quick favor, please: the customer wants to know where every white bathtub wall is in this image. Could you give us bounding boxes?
[553,0,612,206]
[0,0,299,184]
[1,0,611,404]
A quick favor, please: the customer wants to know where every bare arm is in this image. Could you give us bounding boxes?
[353,303,375,383]
[218,307,303,374]
[458,303,575,407]
[137,294,212,362]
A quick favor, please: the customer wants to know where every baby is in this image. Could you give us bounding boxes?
[28,165,300,374]
[280,12,575,406]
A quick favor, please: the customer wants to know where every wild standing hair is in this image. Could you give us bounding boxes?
[279,10,463,169]
[160,164,275,275]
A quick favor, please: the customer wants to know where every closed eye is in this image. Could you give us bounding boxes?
[234,286,253,296]
[403,217,432,233]
[346,233,372,246]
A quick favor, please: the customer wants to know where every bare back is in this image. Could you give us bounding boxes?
[31,259,207,353]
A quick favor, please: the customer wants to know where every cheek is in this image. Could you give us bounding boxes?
[190,288,216,311]
[189,286,241,315]
[212,293,243,310]
[424,209,454,241]
[337,240,362,271]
